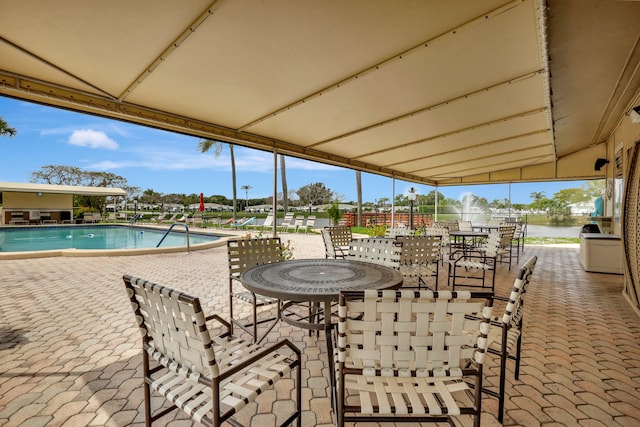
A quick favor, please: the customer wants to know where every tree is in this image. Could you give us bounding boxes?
[0,117,16,137]
[198,139,238,220]
[240,184,252,212]
[529,195,552,212]
[582,180,605,199]
[554,188,588,205]
[530,191,545,202]
[30,165,136,211]
[378,197,390,211]
[296,182,334,206]
[422,190,445,214]
[139,189,162,206]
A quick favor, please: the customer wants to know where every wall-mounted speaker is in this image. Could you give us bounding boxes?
[631,105,640,124]
[594,158,609,171]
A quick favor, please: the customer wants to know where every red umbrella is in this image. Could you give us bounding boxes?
[199,193,205,212]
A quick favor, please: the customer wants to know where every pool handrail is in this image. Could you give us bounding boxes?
[157,223,190,252]
[128,213,144,226]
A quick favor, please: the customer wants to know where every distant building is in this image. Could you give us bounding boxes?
[185,202,233,212]
[569,200,596,216]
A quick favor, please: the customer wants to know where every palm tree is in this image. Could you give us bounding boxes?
[1,117,17,137]
[530,191,545,202]
[241,184,252,213]
[355,170,362,227]
[198,139,237,220]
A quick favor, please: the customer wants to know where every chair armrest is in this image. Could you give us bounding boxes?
[205,314,232,337]
[217,338,300,381]
[452,252,491,264]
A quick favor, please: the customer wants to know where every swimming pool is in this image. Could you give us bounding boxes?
[0,225,227,258]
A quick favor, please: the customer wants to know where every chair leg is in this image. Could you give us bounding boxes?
[498,329,509,423]
[474,368,484,427]
[229,281,235,336]
[143,350,152,427]
[252,294,259,343]
[514,323,524,380]
[490,266,497,292]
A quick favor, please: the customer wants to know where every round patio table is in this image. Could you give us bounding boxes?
[240,258,403,392]
[240,258,403,330]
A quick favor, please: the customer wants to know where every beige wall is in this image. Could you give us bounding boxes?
[3,192,73,210]
[606,115,640,236]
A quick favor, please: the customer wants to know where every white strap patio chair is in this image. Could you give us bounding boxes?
[448,231,501,292]
[423,224,452,262]
[482,255,537,423]
[346,237,401,269]
[396,234,442,290]
[334,289,494,427]
[123,275,301,427]
[321,226,352,259]
[227,237,284,343]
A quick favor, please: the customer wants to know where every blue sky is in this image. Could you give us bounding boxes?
[0,96,585,204]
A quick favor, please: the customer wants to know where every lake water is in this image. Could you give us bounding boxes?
[525,225,582,238]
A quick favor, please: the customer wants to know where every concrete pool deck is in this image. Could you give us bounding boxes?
[1,230,638,426]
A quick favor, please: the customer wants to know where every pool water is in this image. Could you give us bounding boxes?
[0,225,220,252]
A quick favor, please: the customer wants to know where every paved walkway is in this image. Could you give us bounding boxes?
[1,230,639,426]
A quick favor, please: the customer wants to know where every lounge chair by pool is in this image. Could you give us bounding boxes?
[229,217,255,229]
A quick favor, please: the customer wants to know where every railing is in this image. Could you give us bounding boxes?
[128,213,144,226]
[341,212,433,228]
[156,223,190,251]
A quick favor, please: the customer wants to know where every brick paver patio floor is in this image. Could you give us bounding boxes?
[1,230,639,426]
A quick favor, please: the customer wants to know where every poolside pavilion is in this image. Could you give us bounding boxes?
[1,1,640,425]
[0,182,127,225]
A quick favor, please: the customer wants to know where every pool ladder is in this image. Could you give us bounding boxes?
[157,223,190,251]
[128,213,143,226]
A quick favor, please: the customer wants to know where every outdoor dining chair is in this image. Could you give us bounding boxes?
[395,234,442,290]
[511,222,524,263]
[123,275,301,427]
[346,237,401,268]
[321,226,353,259]
[334,289,494,427]
[484,255,537,423]
[496,225,516,270]
[423,223,452,262]
[384,225,415,238]
[448,231,501,292]
[458,220,473,231]
[227,237,284,343]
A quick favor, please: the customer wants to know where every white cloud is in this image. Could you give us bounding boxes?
[84,141,343,173]
[234,148,340,172]
[68,129,119,150]
[89,161,121,170]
